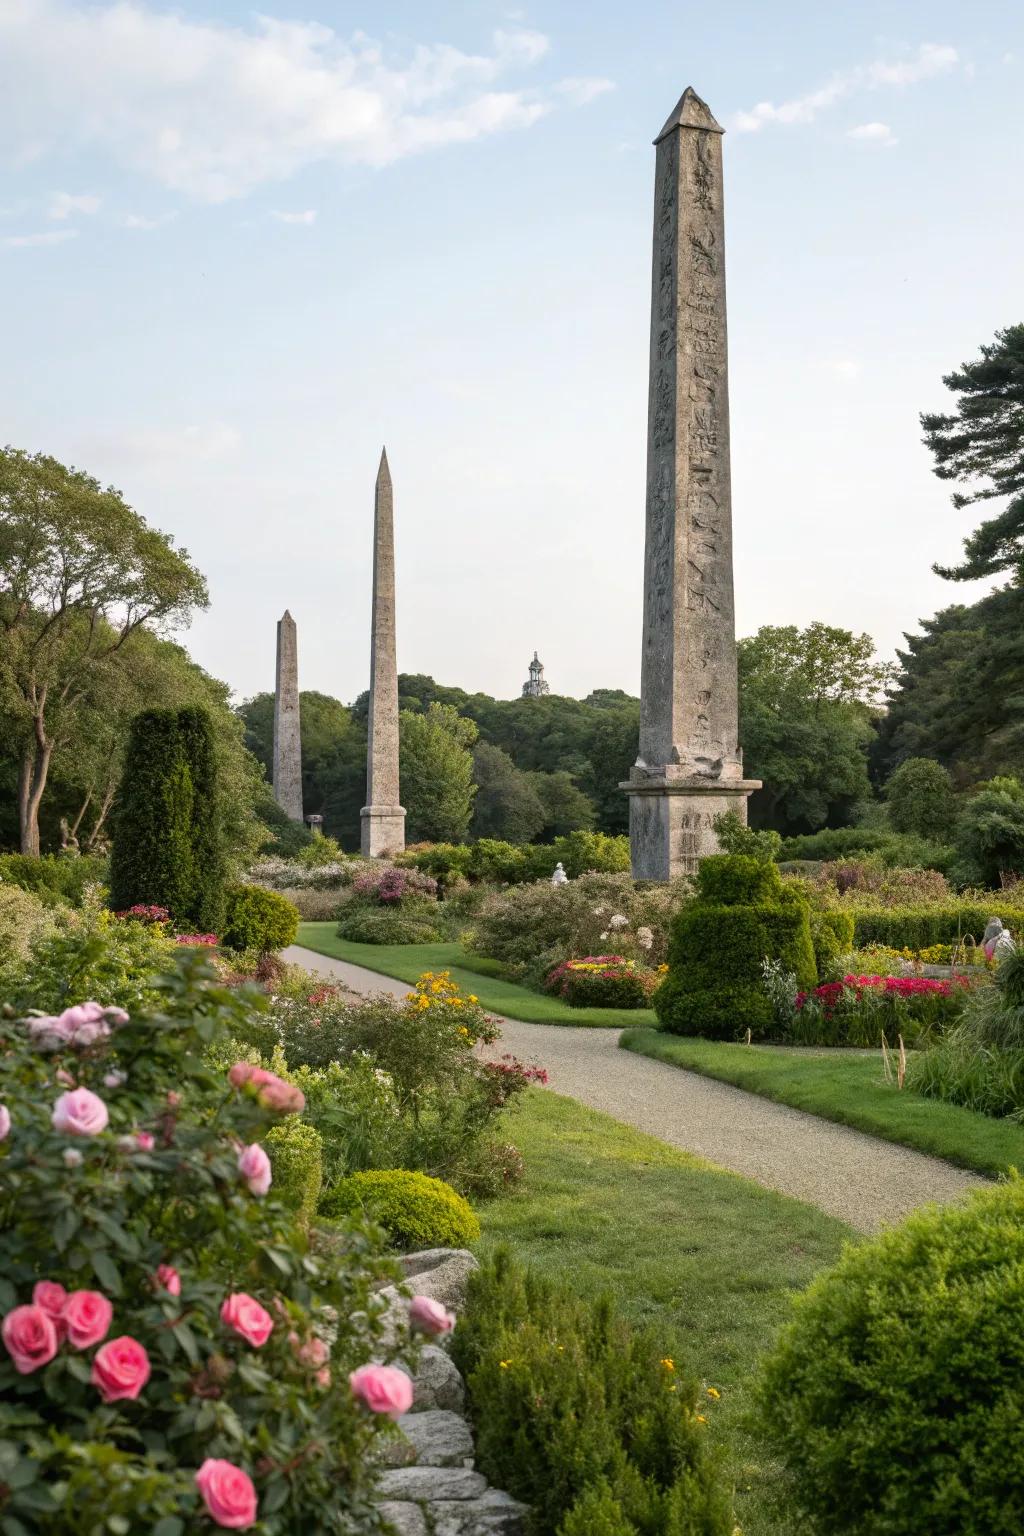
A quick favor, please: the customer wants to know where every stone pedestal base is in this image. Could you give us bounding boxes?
[621,772,761,881]
[360,805,406,859]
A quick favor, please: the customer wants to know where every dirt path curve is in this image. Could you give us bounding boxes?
[282,945,987,1233]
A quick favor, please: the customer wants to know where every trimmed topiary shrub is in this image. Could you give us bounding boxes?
[335,911,442,945]
[655,855,816,1040]
[810,910,854,982]
[849,903,1024,950]
[757,1177,1024,1534]
[221,884,298,953]
[176,705,226,934]
[319,1169,480,1249]
[266,1118,323,1225]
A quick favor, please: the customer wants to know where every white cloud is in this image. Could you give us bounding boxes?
[122,211,177,229]
[847,121,897,146]
[2,228,78,248]
[733,42,958,132]
[48,190,100,219]
[271,208,317,225]
[0,3,564,202]
[556,76,614,107]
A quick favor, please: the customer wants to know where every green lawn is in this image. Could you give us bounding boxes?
[621,1028,1024,1178]
[479,1088,852,1536]
[295,926,656,1029]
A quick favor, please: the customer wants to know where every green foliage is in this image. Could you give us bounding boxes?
[529,770,597,839]
[655,856,817,1040]
[0,882,56,963]
[265,1118,323,1225]
[0,946,404,1533]
[239,690,367,851]
[109,707,226,929]
[922,323,1024,583]
[1,893,174,1015]
[471,741,547,843]
[885,756,957,838]
[256,793,314,857]
[908,951,1024,1117]
[400,702,478,844]
[809,910,854,982]
[0,853,108,906]
[452,1250,733,1536]
[712,809,782,863]
[757,1177,1024,1534]
[545,958,657,1010]
[847,902,1024,949]
[221,884,299,953]
[320,1169,480,1249]
[335,911,442,945]
[953,776,1024,886]
[779,825,954,871]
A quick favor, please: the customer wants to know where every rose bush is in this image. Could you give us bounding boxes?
[0,947,414,1534]
[544,956,660,1010]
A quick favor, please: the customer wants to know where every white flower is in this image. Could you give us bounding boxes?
[637,926,654,950]
[609,914,628,930]
[592,907,606,917]
[63,1148,83,1167]
[600,931,609,941]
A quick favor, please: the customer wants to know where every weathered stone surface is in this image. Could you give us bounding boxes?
[399,1249,479,1311]
[622,88,759,877]
[403,1344,465,1413]
[376,1501,427,1536]
[361,448,406,857]
[376,1467,486,1502]
[272,609,303,822]
[397,1409,474,1468]
[430,1490,529,1536]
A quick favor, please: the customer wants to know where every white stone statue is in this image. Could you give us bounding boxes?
[551,862,569,887]
[983,918,1008,960]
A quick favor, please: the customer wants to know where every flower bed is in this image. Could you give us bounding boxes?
[544,955,660,1010]
[790,973,970,1047]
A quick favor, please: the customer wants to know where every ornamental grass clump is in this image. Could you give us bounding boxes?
[0,947,412,1534]
[453,1250,733,1536]
[757,1176,1024,1535]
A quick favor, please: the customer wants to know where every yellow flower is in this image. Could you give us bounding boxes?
[695,1413,707,1424]
[468,995,479,1004]
[660,1357,675,1371]
[499,1360,511,1370]
[706,1386,720,1399]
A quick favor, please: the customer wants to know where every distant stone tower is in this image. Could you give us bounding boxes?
[272,609,303,822]
[521,652,550,699]
[360,448,406,857]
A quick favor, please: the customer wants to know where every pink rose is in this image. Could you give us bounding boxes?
[91,1336,151,1402]
[349,1363,414,1419]
[156,1265,181,1297]
[32,1281,68,1341]
[237,1143,272,1196]
[409,1295,456,1336]
[316,1366,331,1388]
[195,1459,258,1530]
[0,1104,10,1140]
[289,1331,328,1368]
[104,1007,130,1025]
[52,1088,108,1137]
[135,1131,155,1152]
[58,1003,110,1047]
[228,1063,305,1114]
[104,1071,127,1088]
[2,1304,58,1374]
[64,1290,113,1350]
[27,1015,72,1050]
[220,1293,273,1348]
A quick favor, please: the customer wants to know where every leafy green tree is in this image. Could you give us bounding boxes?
[0,448,208,853]
[953,776,1024,887]
[884,757,956,839]
[922,324,1024,582]
[471,743,546,843]
[738,624,888,834]
[528,770,596,838]
[239,690,366,850]
[400,702,477,843]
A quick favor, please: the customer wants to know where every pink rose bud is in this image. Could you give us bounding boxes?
[64,1290,113,1350]
[0,1104,10,1140]
[55,1068,76,1087]
[195,1458,258,1530]
[103,1071,127,1088]
[91,1336,151,1402]
[291,1333,328,1368]
[2,1304,58,1374]
[228,1063,305,1114]
[52,1088,108,1137]
[166,1091,182,1109]
[315,1366,331,1388]
[156,1265,181,1297]
[32,1281,68,1341]
[220,1293,274,1348]
[135,1131,155,1152]
[409,1295,456,1337]
[349,1363,414,1419]
[237,1143,272,1196]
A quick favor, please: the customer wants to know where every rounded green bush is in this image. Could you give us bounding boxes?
[335,911,442,945]
[266,1118,323,1226]
[810,910,854,982]
[655,854,816,1040]
[222,883,299,952]
[319,1169,480,1249]
[758,1178,1024,1535]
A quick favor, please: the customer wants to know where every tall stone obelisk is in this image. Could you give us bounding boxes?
[272,609,303,822]
[623,87,759,880]
[360,448,406,857]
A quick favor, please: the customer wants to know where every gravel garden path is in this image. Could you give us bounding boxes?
[283,945,987,1233]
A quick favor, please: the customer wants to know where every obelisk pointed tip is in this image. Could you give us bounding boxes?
[376,446,391,487]
[280,608,293,622]
[654,87,723,143]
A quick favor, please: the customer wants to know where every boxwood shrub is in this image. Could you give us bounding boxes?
[221,884,299,953]
[757,1177,1024,1534]
[266,1118,324,1225]
[319,1169,480,1249]
[849,903,1024,950]
[655,855,817,1040]
[810,910,854,981]
[335,911,443,945]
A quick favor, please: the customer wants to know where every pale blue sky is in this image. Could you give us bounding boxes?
[2,1,1022,704]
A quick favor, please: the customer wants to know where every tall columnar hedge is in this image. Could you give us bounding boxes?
[654,854,817,1040]
[109,707,225,929]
